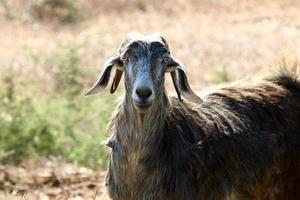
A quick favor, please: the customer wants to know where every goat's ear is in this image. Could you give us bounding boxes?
[84,56,123,96]
[167,57,203,104]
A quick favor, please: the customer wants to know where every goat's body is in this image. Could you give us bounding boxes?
[106,71,300,200]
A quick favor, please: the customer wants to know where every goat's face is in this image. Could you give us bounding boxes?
[84,33,202,113]
[120,39,170,112]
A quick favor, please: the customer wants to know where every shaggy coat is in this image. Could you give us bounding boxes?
[106,71,300,200]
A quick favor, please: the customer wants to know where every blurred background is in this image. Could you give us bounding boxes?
[0,0,300,199]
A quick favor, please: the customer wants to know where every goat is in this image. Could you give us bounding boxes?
[85,33,300,200]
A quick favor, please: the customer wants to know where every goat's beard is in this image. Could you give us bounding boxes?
[135,105,151,115]
[133,102,155,124]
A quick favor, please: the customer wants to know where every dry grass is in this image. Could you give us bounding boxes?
[1,0,300,90]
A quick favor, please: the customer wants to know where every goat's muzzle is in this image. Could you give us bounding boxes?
[132,86,154,113]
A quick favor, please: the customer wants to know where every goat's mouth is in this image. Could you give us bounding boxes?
[134,101,152,113]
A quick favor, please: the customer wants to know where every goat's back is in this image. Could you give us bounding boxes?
[185,69,300,199]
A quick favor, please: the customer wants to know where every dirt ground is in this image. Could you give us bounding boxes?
[0,158,110,200]
[1,0,300,199]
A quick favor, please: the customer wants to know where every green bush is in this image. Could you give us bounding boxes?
[0,97,58,162]
[0,45,117,169]
[51,45,84,97]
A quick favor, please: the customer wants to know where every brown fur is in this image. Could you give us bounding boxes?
[106,68,300,200]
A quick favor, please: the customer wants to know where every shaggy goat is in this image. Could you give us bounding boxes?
[85,33,300,200]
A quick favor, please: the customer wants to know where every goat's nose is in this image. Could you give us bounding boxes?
[135,87,152,100]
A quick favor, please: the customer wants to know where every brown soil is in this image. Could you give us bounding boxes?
[0,158,109,200]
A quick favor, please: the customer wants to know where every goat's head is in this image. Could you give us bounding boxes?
[84,33,202,113]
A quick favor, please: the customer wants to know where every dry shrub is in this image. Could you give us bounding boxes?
[29,0,81,23]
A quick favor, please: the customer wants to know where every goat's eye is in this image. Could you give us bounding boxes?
[121,56,128,63]
[162,57,170,63]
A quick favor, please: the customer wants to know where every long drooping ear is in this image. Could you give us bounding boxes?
[84,56,123,96]
[167,57,203,104]
[110,68,123,93]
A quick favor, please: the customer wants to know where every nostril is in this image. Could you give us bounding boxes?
[136,87,152,100]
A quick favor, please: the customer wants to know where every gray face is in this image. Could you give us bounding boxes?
[120,41,170,112]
